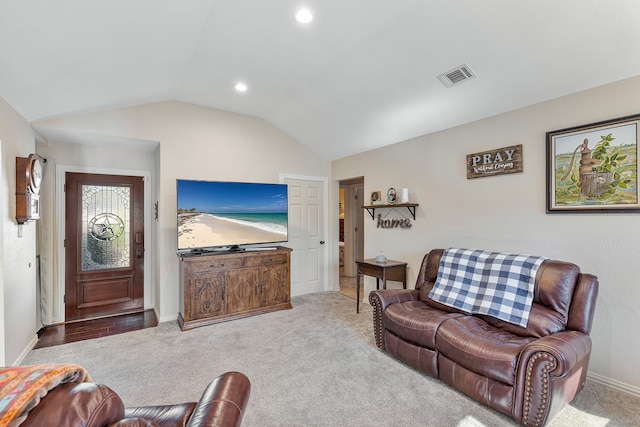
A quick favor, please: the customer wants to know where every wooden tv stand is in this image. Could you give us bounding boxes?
[178,246,292,330]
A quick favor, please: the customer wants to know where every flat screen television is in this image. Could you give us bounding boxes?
[177,179,288,253]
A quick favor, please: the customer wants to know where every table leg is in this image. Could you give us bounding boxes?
[356,272,361,313]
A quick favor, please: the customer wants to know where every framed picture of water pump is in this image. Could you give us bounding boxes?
[546,113,640,213]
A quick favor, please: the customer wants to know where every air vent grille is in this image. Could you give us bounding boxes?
[437,64,476,88]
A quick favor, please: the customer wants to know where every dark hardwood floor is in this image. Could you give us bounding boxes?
[35,309,158,349]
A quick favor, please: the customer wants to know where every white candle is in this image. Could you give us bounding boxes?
[401,188,409,203]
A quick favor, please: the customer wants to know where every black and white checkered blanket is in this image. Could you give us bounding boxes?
[428,248,547,327]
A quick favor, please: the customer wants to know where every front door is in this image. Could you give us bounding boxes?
[285,177,325,295]
[65,173,145,321]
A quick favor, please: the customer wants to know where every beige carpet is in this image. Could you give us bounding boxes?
[23,292,640,426]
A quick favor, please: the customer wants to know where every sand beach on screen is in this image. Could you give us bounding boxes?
[178,213,286,249]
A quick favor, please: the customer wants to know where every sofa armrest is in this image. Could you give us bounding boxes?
[369,289,420,350]
[186,371,251,427]
[515,331,592,426]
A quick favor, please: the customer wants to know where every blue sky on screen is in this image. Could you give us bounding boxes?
[177,180,288,213]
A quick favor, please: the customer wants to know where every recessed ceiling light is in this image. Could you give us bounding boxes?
[294,8,313,24]
[234,82,248,92]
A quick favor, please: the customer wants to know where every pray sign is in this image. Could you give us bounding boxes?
[466,144,523,179]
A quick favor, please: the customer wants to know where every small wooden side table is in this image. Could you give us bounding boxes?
[355,259,407,313]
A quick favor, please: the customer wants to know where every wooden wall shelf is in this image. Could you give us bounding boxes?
[362,203,419,220]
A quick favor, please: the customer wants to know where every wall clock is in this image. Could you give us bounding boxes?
[16,153,45,224]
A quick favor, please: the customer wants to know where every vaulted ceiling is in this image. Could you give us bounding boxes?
[1,1,639,160]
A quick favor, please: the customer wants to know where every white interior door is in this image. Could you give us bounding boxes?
[284,177,326,296]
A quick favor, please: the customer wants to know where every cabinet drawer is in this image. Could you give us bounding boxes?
[357,264,383,278]
[184,257,243,273]
[243,252,288,267]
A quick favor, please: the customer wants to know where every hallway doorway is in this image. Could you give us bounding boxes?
[338,177,364,300]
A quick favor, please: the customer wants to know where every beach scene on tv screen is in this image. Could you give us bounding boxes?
[177,180,288,250]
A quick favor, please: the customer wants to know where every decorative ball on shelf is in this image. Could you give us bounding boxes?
[387,187,397,204]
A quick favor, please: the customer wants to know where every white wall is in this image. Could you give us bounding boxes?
[332,74,640,393]
[0,96,39,365]
[35,101,331,322]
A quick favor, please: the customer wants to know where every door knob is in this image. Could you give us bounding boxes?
[320,241,325,244]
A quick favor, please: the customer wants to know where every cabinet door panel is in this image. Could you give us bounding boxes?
[227,269,261,313]
[186,272,225,321]
[261,264,290,306]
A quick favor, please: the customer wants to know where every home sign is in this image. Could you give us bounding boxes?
[466,144,523,179]
[376,214,412,229]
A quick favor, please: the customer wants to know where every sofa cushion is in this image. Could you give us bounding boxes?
[419,284,469,315]
[383,301,464,349]
[124,403,196,426]
[436,316,535,385]
[21,382,124,427]
[414,250,443,290]
[478,302,566,338]
[384,330,439,377]
[534,260,580,319]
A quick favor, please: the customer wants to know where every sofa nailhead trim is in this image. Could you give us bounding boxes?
[370,294,385,349]
[522,352,556,427]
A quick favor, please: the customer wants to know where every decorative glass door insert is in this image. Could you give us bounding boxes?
[82,185,131,270]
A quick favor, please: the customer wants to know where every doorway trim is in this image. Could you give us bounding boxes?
[279,173,331,293]
[339,177,365,278]
[55,164,152,323]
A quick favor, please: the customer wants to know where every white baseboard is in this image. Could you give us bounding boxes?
[13,335,39,366]
[587,371,640,397]
[291,283,324,297]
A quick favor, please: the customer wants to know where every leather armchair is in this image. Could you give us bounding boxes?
[20,371,251,427]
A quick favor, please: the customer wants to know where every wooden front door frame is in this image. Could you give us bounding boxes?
[64,172,144,320]
[55,165,152,323]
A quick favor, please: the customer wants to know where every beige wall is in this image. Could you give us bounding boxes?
[34,138,157,325]
[0,96,39,365]
[332,75,640,393]
[35,101,331,322]
[3,76,639,393]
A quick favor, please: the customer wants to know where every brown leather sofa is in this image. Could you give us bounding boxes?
[19,370,251,427]
[369,249,599,426]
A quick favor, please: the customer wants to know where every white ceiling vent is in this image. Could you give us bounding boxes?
[437,64,476,88]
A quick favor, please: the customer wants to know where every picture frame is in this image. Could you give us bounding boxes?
[546,113,640,213]
[386,187,397,204]
[370,191,382,205]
